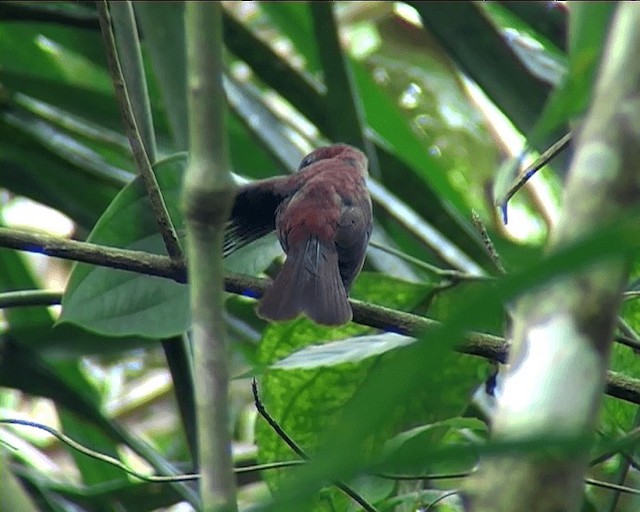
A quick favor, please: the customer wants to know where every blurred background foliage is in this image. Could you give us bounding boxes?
[0,2,638,511]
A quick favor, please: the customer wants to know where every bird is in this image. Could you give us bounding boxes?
[226,144,372,326]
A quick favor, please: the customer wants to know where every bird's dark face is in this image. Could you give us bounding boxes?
[297,144,368,176]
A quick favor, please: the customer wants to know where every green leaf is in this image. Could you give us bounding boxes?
[260,2,321,74]
[273,333,416,370]
[0,452,40,512]
[60,154,189,338]
[263,215,639,510]
[133,2,187,150]
[382,417,488,473]
[0,22,108,91]
[351,59,468,214]
[223,232,282,276]
[529,3,615,138]
[254,273,480,509]
[411,1,552,135]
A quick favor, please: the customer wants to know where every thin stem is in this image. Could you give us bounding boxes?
[472,210,506,275]
[586,478,640,496]
[108,1,157,161]
[424,491,459,511]
[252,379,378,512]
[96,0,182,262]
[0,418,199,483]
[0,290,62,308]
[499,131,572,207]
[0,418,305,481]
[368,240,486,281]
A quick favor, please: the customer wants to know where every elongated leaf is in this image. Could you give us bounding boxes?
[260,2,321,74]
[254,273,482,509]
[411,2,552,136]
[60,153,282,338]
[0,453,39,512]
[60,154,188,338]
[273,333,416,370]
[533,3,614,136]
[133,2,187,150]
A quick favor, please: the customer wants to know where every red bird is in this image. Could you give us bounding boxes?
[226,144,372,326]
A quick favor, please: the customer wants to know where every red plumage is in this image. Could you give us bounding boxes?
[227,144,372,325]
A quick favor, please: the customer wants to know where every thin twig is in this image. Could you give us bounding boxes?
[251,380,307,461]
[108,1,157,161]
[10,415,637,497]
[471,210,506,275]
[0,227,184,282]
[0,418,304,480]
[424,490,459,511]
[499,132,572,207]
[614,334,640,352]
[1,418,199,483]
[590,426,640,467]
[252,379,378,512]
[378,471,471,481]
[0,290,62,309]
[96,1,182,262]
[585,478,640,496]
[368,241,486,281]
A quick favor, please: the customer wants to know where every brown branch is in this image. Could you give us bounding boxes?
[96,1,182,262]
[0,226,639,406]
[499,131,572,207]
[251,379,378,512]
[0,227,184,282]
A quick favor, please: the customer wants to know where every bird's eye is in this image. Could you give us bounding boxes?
[298,154,317,170]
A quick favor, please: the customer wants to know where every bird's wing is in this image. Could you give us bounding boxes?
[334,197,372,290]
[224,176,295,256]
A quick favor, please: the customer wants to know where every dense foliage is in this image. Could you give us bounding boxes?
[0,2,638,511]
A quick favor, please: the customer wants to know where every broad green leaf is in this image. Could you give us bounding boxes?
[273,333,416,370]
[60,154,188,338]
[263,216,639,510]
[351,59,468,214]
[255,272,482,509]
[525,3,614,140]
[134,2,187,150]
[381,417,488,473]
[223,232,282,276]
[0,112,121,229]
[60,153,284,338]
[0,22,108,91]
[411,1,552,135]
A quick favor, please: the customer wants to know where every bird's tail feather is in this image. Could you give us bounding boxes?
[257,237,351,326]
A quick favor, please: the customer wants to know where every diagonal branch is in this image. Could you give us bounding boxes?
[96,0,182,262]
[251,379,377,512]
[0,227,639,407]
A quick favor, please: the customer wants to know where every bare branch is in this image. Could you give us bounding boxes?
[96,0,182,262]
